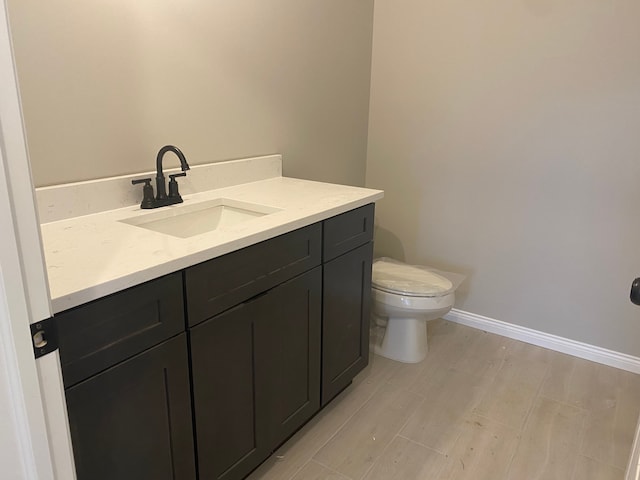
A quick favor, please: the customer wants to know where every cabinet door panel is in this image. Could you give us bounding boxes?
[256,267,321,447]
[322,242,373,406]
[190,299,270,480]
[65,334,195,480]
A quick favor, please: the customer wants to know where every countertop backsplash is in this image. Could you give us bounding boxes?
[35,154,283,224]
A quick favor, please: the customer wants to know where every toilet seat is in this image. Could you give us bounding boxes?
[372,258,453,297]
[372,287,455,312]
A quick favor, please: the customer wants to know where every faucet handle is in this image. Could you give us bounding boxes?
[132,177,151,185]
[168,173,186,201]
[131,178,155,209]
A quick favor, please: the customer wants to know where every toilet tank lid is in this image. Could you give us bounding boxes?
[372,258,455,296]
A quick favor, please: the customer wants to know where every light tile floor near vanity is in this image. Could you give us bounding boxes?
[247,319,640,480]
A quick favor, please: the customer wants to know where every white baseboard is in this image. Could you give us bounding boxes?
[443,308,640,374]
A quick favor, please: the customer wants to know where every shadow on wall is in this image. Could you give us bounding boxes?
[373,224,405,262]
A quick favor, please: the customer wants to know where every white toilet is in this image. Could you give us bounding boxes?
[371,258,457,363]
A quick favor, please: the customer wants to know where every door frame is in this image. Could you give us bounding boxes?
[0,0,75,478]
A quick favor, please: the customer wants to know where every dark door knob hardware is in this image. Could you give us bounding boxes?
[630,278,640,306]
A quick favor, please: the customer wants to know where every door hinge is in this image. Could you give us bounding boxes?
[30,317,58,359]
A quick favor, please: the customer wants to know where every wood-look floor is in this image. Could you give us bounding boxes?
[248,319,640,480]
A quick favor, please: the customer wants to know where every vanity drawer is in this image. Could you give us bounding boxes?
[323,203,374,261]
[185,223,322,327]
[57,272,185,388]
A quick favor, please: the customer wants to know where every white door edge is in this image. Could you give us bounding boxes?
[626,417,640,480]
[0,0,76,478]
[0,130,54,480]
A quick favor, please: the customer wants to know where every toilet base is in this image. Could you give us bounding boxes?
[374,315,428,363]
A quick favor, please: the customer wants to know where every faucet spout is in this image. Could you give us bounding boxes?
[155,145,190,200]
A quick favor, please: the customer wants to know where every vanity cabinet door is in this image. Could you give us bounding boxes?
[65,333,195,480]
[322,242,373,406]
[190,295,271,480]
[257,267,321,448]
[190,267,322,480]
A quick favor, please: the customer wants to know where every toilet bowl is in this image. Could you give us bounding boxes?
[371,258,457,363]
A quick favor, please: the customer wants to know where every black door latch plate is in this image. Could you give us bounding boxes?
[30,317,58,359]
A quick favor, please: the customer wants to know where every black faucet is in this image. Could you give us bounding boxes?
[155,145,190,201]
[132,145,191,209]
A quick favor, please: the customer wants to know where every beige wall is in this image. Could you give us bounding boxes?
[8,0,374,187]
[367,0,640,355]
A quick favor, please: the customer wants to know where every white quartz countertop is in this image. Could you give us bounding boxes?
[41,176,383,313]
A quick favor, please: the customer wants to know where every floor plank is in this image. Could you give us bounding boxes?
[506,396,585,479]
[312,383,422,479]
[437,414,519,480]
[401,368,487,454]
[362,436,445,480]
[571,455,625,480]
[289,460,351,480]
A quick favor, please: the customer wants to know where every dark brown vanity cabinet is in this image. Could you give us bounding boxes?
[57,203,375,480]
[186,225,322,480]
[57,273,196,480]
[321,204,374,405]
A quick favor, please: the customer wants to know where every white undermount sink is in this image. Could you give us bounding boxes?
[120,198,281,238]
